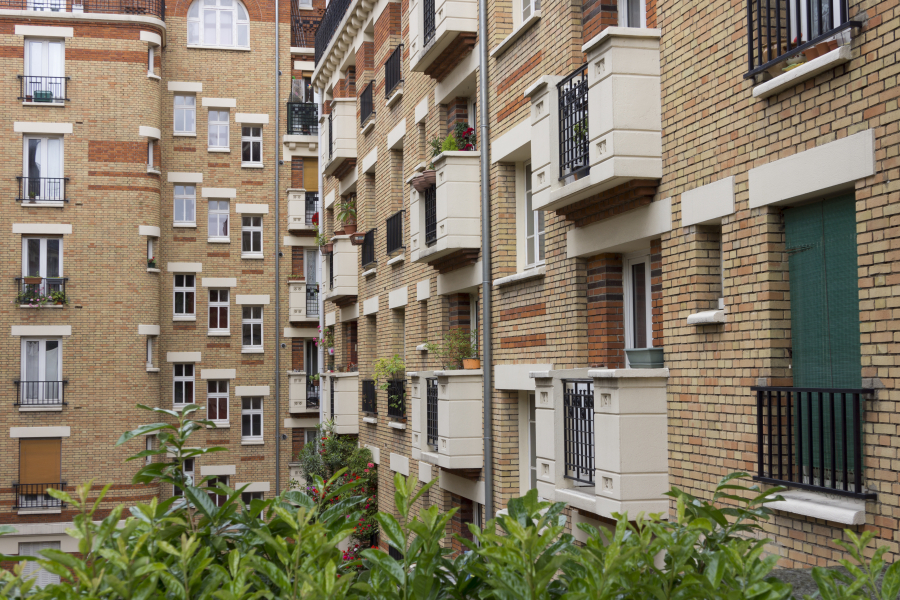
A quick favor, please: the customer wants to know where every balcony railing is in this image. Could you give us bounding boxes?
[291,2,322,48]
[0,0,164,18]
[327,112,333,161]
[305,192,318,225]
[360,81,375,127]
[18,76,69,102]
[315,0,351,64]
[423,185,437,247]
[306,284,319,317]
[387,379,406,419]
[330,379,335,417]
[362,379,377,414]
[287,102,319,135]
[745,0,861,78]
[752,386,875,498]
[17,177,68,203]
[425,378,438,451]
[307,379,320,409]
[563,379,594,485]
[386,210,404,255]
[361,229,376,267]
[15,380,67,406]
[13,482,66,510]
[423,0,436,46]
[558,65,589,180]
[16,277,67,306]
[385,45,403,98]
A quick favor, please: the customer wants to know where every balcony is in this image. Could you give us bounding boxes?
[322,372,358,434]
[531,367,669,519]
[288,371,320,413]
[289,281,319,322]
[409,151,480,264]
[0,0,165,19]
[19,76,69,104]
[323,236,357,303]
[385,45,404,107]
[13,482,66,510]
[287,189,319,233]
[321,99,357,177]
[410,370,482,469]
[15,380,67,409]
[287,102,319,136]
[314,0,351,64]
[386,209,405,256]
[527,28,661,214]
[17,177,68,204]
[409,0,477,78]
[16,277,68,307]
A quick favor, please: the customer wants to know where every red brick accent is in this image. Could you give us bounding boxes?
[357,41,374,73]
[334,68,357,98]
[500,334,547,349]
[496,51,542,94]
[374,2,400,53]
[445,97,470,132]
[448,293,471,333]
[292,427,306,458]
[0,45,22,58]
[582,0,618,44]
[68,48,147,63]
[292,157,304,188]
[88,185,159,193]
[424,33,477,81]
[174,146,196,152]
[555,180,660,228]
[323,100,332,115]
[332,158,358,181]
[500,303,546,321]
[497,95,529,122]
[88,141,146,163]
[241,455,265,461]
[292,338,304,371]
[586,253,624,368]
[291,246,305,275]
[450,495,475,553]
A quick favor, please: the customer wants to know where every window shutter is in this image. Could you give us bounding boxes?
[19,439,61,484]
[19,542,61,588]
[303,158,318,191]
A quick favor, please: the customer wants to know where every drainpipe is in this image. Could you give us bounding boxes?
[318,90,325,424]
[477,0,493,519]
[274,0,282,495]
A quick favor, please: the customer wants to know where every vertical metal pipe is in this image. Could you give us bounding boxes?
[274,0,282,494]
[786,391,793,483]
[478,0,492,520]
[853,393,862,493]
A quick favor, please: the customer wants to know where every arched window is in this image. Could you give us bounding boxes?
[187,0,250,48]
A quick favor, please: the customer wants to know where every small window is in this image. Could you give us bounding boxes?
[241,216,262,255]
[242,491,264,505]
[148,46,155,74]
[624,253,652,351]
[19,542,61,588]
[522,0,540,21]
[241,397,263,441]
[146,336,156,369]
[619,0,645,27]
[207,476,229,507]
[207,380,229,424]
[174,457,194,496]
[145,436,153,465]
[208,110,230,150]
[147,237,157,269]
[174,274,196,317]
[242,126,262,165]
[24,39,64,102]
[524,163,545,268]
[21,237,63,295]
[528,393,536,490]
[208,199,230,240]
[187,0,250,48]
[174,185,196,225]
[242,306,263,349]
[298,0,312,7]
[174,95,196,133]
[22,136,63,202]
[173,363,195,407]
[147,140,156,170]
[208,288,229,334]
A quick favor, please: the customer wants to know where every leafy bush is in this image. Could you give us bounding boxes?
[424,327,476,370]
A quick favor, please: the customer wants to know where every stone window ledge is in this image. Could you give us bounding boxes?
[493,265,545,287]
[752,45,852,99]
[767,489,867,525]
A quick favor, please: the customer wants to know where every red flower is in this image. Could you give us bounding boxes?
[312,212,320,225]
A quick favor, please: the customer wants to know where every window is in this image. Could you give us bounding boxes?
[148,46,155,74]
[242,306,263,349]
[174,185,196,225]
[174,274,196,317]
[146,336,156,369]
[19,542,61,588]
[18,439,61,510]
[241,216,262,255]
[242,491,264,505]
[22,237,62,290]
[26,0,66,13]
[524,163,545,267]
[24,39,64,101]
[187,0,250,48]
[174,95,196,134]
[145,436,153,465]
[208,110,230,150]
[207,476,229,507]
[208,289,229,334]
[23,136,63,201]
[147,140,156,170]
[241,397,263,441]
[624,253,652,352]
[521,0,540,21]
[173,363,195,407]
[174,457,194,496]
[147,237,156,268]
[241,126,262,165]
[21,339,62,404]
[207,380,229,424]
[208,199,230,240]
[619,0,645,27]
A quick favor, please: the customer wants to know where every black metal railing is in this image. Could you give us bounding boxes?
[13,483,66,509]
[19,76,69,102]
[558,65,589,180]
[423,185,437,247]
[330,378,335,417]
[291,2,322,48]
[327,112,333,161]
[563,379,594,485]
[315,0,351,64]
[388,544,404,560]
[752,386,875,498]
[0,0,164,18]
[362,379,377,414]
[745,0,860,78]
[385,45,403,98]
[306,379,320,409]
[426,378,438,451]
[305,192,319,225]
[423,0,436,46]
[386,210,404,255]
[17,177,69,203]
[361,229,376,267]
[307,284,319,317]
[387,379,406,419]
[15,380,67,406]
[16,277,67,306]
[328,251,334,290]
[360,81,375,127]
[287,102,319,135]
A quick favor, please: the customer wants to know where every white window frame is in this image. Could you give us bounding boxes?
[242,306,263,350]
[20,338,62,405]
[147,139,154,169]
[174,185,196,226]
[618,0,646,27]
[148,46,155,74]
[520,0,540,24]
[22,237,63,280]
[174,274,196,318]
[523,162,544,269]
[187,0,250,48]
[623,251,653,352]
[174,457,194,496]
[19,542,61,588]
[24,39,65,95]
[208,288,230,335]
[147,237,156,267]
[241,126,262,165]
[242,491,264,505]
[22,135,64,201]
[241,396,263,442]
[298,0,312,7]
[207,379,229,425]
[207,475,230,507]
[173,363,195,408]
[208,199,230,240]
[241,215,263,256]
[174,95,196,134]
[208,110,230,150]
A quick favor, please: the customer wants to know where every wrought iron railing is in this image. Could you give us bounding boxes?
[287,102,319,135]
[305,192,319,225]
[426,378,438,451]
[423,185,437,247]
[306,284,319,317]
[745,0,860,78]
[752,386,875,498]
[558,65,589,180]
[327,112,333,161]
[423,0,436,46]
[306,379,320,409]
[328,251,334,290]
[291,2,322,48]
[362,379,377,414]
[330,378,335,417]
[16,277,67,306]
[361,229,376,267]
[563,379,594,485]
[388,544,404,560]
[315,0,351,64]
[17,177,69,203]
[387,379,406,419]
[360,81,375,126]
[19,76,69,102]
[386,210,404,255]
[385,45,403,98]
[0,0,164,18]
[15,380,67,406]
[13,482,66,509]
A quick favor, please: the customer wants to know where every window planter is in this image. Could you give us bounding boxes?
[350,232,366,245]
[463,358,480,369]
[411,169,436,192]
[625,348,664,368]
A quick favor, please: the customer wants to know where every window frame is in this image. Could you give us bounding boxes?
[241,126,262,165]
[22,236,63,280]
[174,185,197,226]
[187,0,251,48]
[20,338,62,393]
[174,95,197,134]
[208,288,230,335]
[241,215,263,257]
[23,136,64,201]
[208,109,230,150]
[520,0,540,24]
[146,336,156,369]
[24,38,65,79]
[618,0,646,27]
[208,199,230,241]
[241,396,263,442]
[173,274,196,318]
[623,251,653,352]
[241,491,264,505]
[242,305,263,350]
[19,541,61,588]
[207,379,229,425]
[174,457,194,496]
[523,162,545,269]
[148,46,155,74]
[173,363,195,408]
[145,436,153,465]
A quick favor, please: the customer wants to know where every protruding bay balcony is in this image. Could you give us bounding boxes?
[289,280,319,322]
[288,371,320,413]
[321,99,357,177]
[323,235,357,303]
[409,370,482,469]
[408,0,477,78]
[322,372,359,434]
[287,189,318,233]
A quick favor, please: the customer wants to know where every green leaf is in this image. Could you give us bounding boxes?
[882,560,900,600]
[360,548,405,586]
[181,485,219,520]
[116,422,171,446]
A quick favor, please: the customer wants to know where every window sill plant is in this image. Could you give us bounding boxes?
[337,196,357,236]
[425,327,477,370]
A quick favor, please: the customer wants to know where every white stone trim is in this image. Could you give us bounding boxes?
[11,426,70,438]
[167,262,202,273]
[437,261,481,296]
[15,24,73,37]
[201,187,237,198]
[283,326,318,337]
[201,97,237,108]
[235,113,269,124]
[389,286,408,309]
[236,294,270,305]
[236,481,270,492]
[138,324,160,335]
[753,45,852,99]
[285,417,319,428]
[362,147,378,173]
[138,126,161,139]
[418,461,433,483]
[11,325,71,336]
[139,225,160,237]
[200,368,236,379]
[687,309,726,325]
[493,266,545,287]
[293,60,315,70]
[491,118,531,164]
[13,223,72,235]
[235,385,270,396]
[366,445,381,465]
[415,97,429,124]
[681,177,734,227]
[323,189,335,210]
[567,198,672,258]
[767,489,866,525]
[140,30,161,45]
[390,452,410,476]
[201,277,236,287]
[168,81,202,93]
[168,172,203,183]
[416,278,431,301]
[325,311,336,326]
[235,203,269,214]
[166,352,201,362]
[363,295,379,315]
[495,364,554,390]
[13,122,72,134]
[439,470,485,503]
[387,120,406,150]
[200,464,235,476]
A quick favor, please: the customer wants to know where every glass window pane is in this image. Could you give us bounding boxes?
[220,10,233,45]
[237,23,249,46]
[203,9,217,44]
[632,262,647,347]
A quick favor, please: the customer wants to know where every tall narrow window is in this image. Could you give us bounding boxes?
[208,289,229,334]
[241,126,262,165]
[24,39,64,102]
[241,216,262,256]
[147,237,157,269]
[207,380,229,424]
[146,336,155,369]
[174,185,196,225]
[21,237,62,298]
[174,95,196,134]
[619,0,645,27]
[145,436,153,465]
[22,136,63,202]
[173,363,195,407]
[528,392,537,490]
[148,46,155,74]
[187,0,250,48]
[19,542,61,588]
[241,397,263,441]
[242,306,263,349]
[174,274,196,317]
[208,200,230,240]
[20,339,62,405]
[173,457,194,496]
[208,110,230,150]
[147,140,155,170]
[524,163,545,267]
[624,253,652,351]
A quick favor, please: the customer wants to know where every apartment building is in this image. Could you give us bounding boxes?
[0,0,326,576]
[313,0,899,567]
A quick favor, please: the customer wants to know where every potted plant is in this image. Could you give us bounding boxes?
[425,327,477,370]
[49,290,67,305]
[147,257,157,269]
[337,196,357,235]
[350,232,367,245]
[28,190,37,202]
[288,273,304,281]
[453,122,477,151]
[373,354,406,416]
[23,270,42,285]
[411,136,448,192]
[624,347,665,369]
[309,373,320,387]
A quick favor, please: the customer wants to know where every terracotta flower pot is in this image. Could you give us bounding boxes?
[23,276,42,285]
[322,243,334,254]
[412,169,436,192]
[463,358,481,370]
[343,222,358,235]
[350,232,366,245]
